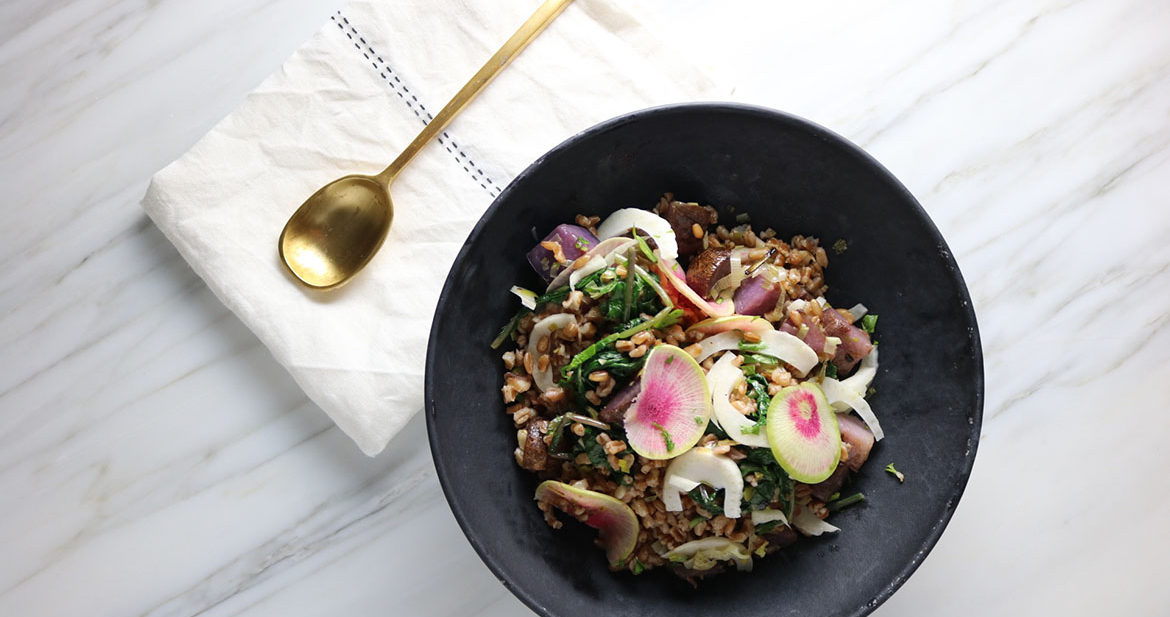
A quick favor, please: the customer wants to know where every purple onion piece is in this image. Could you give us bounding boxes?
[526,224,599,283]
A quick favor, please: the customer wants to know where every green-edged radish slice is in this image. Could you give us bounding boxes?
[596,208,678,261]
[664,537,753,572]
[685,315,774,337]
[527,314,575,391]
[624,344,711,459]
[534,481,639,568]
[694,330,818,376]
[766,381,841,484]
[661,446,745,518]
[706,353,769,448]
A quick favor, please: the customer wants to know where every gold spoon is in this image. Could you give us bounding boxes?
[280,0,573,289]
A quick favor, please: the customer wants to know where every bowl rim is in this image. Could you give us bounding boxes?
[425,101,984,617]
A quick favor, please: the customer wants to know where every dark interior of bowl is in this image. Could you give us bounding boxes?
[426,103,982,617]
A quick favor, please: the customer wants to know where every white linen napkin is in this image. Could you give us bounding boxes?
[141,0,724,455]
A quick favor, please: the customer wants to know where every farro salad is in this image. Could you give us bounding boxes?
[494,195,884,582]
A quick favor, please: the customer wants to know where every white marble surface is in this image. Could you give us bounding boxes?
[2,0,1168,615]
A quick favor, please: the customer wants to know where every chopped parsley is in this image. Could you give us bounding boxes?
[632,559,646,575]
[631,231,658,263]
[693,415,704,425]
[574,236,591,250]
[825,361,839,379]
[666,355,675,365]
[861,313,878,334]
[885,462,905,483]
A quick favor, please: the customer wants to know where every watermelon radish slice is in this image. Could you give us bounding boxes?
[534,481,639,567]
[766,381,841,484]
[624,344,712,459]
[686,315,774,337]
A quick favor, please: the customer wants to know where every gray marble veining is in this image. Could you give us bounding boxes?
[2,0,1168,615]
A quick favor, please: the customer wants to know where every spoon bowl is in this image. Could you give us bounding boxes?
[279,175,393,289]
[278,0,572,289]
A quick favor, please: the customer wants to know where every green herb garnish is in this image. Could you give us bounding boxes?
[652,421,674,452]
[825,361,839,379]
[827,492,867,512]
[574,236,591,250]
[688,484,723,515]
[885,462,905,483]
[632,559,646,575]
[631,231,658,263]
[861,313,878,334]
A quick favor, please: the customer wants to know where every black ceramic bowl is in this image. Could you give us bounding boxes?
[426,103,982,617]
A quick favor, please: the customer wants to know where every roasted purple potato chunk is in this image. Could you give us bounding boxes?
[526,224,599,283]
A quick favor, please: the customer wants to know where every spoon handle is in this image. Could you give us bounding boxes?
[376,0,573,185]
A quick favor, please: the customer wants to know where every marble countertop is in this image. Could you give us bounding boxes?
[3,0,1168,615]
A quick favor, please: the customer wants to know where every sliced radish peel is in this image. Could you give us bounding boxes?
[661,446,745,518]
[656,260,735,319]
[527,314,575,391]
[624,345,712,459]
[686,315,775,337]
[707,354,769,448]
[534,481,639,567]
[596,208,679,261]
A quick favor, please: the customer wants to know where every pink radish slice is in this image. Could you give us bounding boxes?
[655,260,735,319]
[686,315,774,337]
[766,381,841,484]
[624,345,712,459]
[534,481,639,567]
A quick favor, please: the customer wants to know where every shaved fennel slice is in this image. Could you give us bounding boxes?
[791,507,840,536]
[569,256,606,289]
[546,237,635,291]
[664,537,753,572]
[661,447,744,518]
[706,354,769,448]
[847,303,868,321]
[596,208,678,261]
[695,330,818,376]
[822,377,884,441]
[839,348,878,396]
[526,314,575,391]
[750,508,789,527]
[509,286,537,310]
